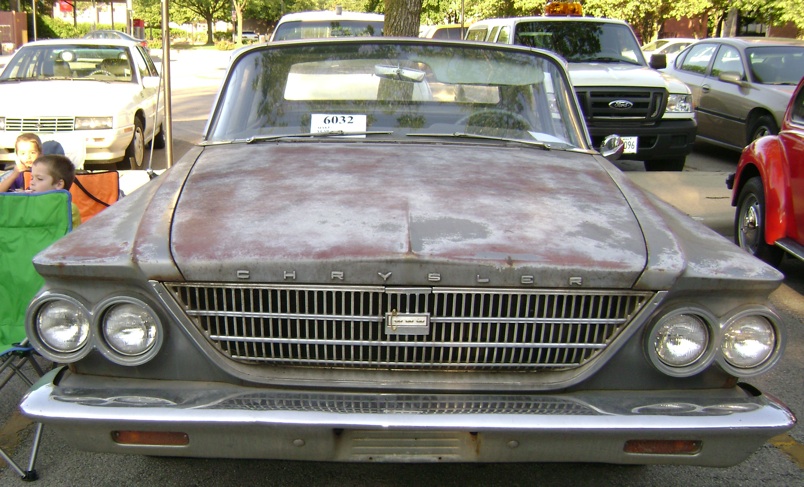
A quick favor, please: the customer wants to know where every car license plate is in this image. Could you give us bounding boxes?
[622,136,638,154]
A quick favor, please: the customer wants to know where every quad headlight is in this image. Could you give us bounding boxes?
[28,292,163,365]
[102,303,159,356]
[36,299,91,354]
[646,305,783,378]
[718,311,781,376]
[647,309,717,377]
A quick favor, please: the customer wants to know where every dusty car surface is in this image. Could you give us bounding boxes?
[664,37,804,152]
[0,39,165,169]
[21,38,794,466]
[728,76,804,267]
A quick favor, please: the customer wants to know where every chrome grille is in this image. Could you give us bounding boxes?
[4,117,75,132]
[165,284,653,372]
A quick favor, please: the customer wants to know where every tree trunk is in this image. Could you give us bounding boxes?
[206,15,215,45]
[383,0,423,37]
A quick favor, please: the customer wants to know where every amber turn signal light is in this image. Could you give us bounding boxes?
[112,430,189,446]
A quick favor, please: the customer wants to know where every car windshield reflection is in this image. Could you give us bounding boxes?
[207,41,586,150]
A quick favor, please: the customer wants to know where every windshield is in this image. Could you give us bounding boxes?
[272,20,384,40]
[0,44,135,82]
[514,21,643,64]
[748,46,804,85]
[207,41,587,149]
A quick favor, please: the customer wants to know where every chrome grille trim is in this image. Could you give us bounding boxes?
[165,283,654,372]
[4,117,76,132]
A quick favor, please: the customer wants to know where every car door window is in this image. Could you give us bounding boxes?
[488,26,500,42]
[711,46,744,79]
[792,88,804,125]
[679,43,716,74]
[497,26,510,44]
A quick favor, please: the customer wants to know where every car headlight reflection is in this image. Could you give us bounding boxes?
[722,315,775,369]
[666,94,692,113]
[75,117,113,130]
[102,303,158,356]
[37,300,90,353]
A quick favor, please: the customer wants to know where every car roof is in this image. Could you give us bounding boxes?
[696,36,804,48]
[276,10,384,22]
[20,38,139,48]
[468,16,628,28]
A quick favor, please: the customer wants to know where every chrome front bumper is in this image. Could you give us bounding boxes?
[21,368,796,466]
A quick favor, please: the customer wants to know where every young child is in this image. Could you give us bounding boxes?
[0,133,43,193]
[29,154,82,228]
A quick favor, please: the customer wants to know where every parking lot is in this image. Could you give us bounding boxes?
[2,46,802,485]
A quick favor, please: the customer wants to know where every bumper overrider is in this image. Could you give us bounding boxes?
[21,368,795,466]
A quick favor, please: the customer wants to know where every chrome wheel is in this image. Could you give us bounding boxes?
[737,193,761,255]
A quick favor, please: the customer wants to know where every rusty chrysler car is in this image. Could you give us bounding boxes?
[21,38,795,466]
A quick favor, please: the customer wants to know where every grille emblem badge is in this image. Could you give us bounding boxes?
[609,99,634,110]
[385,310,430,335]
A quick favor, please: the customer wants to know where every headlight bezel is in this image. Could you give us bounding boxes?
[646,307,719,377]
[95,295,164,366]
[717,308,784,377]
[26,292,92,363]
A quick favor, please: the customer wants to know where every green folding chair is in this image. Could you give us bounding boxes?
[0,190,72,481]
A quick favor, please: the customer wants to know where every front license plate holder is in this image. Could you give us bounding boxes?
[622,136,638,154]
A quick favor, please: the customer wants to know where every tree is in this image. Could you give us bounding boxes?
[172,0,230,44]
[383,0,423,36]
[233,0,248,44]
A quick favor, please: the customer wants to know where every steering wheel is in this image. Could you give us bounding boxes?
[90,69,113,77]
[458,109,532,131]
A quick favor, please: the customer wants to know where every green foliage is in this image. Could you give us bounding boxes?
[216,40,236,50]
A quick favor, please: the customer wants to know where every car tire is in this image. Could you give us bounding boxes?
[644,158,685,171]
[151,124,166,150]
[735,177,783,267]
[747,114,778,143]
[124,118,145,170]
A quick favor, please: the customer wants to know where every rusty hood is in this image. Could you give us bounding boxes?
[170,142,648,288]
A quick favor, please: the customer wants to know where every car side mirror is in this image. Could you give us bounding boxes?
[649,53,667,70]
[718,71,746,87]
[599,135,624,161]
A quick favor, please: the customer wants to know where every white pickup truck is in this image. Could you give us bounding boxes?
[467,13,697,171]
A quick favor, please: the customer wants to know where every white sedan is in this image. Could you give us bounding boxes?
[0,38,165,169]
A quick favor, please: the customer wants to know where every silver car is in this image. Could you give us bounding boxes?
[20,38,794,467]
[664,36,804,151]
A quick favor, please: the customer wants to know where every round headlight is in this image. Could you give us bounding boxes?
[102,303,158,356]
[722,315,775,368]
[653,313,709,367]
[37,300,91,353]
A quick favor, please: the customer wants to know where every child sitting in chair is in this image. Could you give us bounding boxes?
[29,154,81,228]
[0,133,42,193]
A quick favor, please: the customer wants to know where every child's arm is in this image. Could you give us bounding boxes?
[0,166,21,193]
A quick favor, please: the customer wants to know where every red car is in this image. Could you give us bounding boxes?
[729,76,804,267]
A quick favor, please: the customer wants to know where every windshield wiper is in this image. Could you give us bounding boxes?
[407,132,551,150]
[242,130,393,143]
